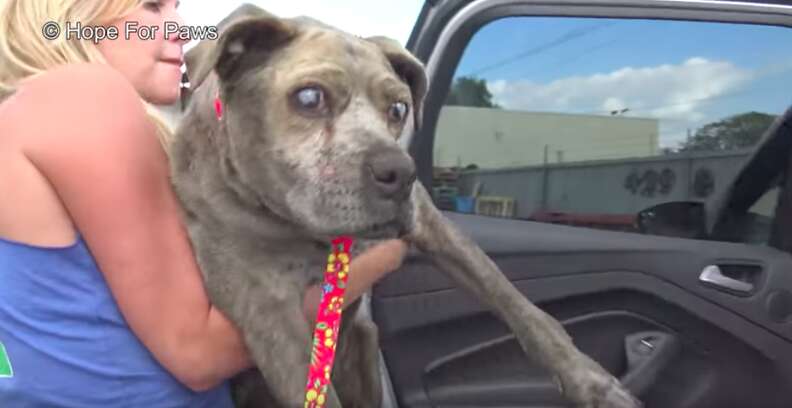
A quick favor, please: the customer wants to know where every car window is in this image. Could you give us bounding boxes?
[736,186,781,245]
[432,16,792,244]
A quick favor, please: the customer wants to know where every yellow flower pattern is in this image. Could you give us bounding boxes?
[304,236,353,408]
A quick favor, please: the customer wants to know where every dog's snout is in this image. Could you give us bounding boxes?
[366,150,416,199]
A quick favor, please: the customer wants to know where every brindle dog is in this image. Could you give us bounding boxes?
[169,4,641,408]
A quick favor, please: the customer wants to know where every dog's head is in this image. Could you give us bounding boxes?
[185,8,427,240]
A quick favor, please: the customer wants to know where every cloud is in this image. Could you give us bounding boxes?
[488,57,754,146]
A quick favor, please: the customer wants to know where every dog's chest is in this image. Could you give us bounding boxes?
[248,239,382,290]
[265,245,333,286]
[275,239,380,283]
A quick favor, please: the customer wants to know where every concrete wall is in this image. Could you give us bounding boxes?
[433,106,660,168]
[455,149,753,219]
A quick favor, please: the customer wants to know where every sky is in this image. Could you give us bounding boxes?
[454,16,792,149]
[178,1,425,49]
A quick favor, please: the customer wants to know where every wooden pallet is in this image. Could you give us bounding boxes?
[475,196,516,218]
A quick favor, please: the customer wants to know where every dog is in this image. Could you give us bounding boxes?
[169,4,642,408]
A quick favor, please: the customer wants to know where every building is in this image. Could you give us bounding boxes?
[433,106,660,169]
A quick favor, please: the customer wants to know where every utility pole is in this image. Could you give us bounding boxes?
[541,144,549,211]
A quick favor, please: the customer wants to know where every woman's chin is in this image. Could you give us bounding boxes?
[141,69,184,105]
[142,86,182,106]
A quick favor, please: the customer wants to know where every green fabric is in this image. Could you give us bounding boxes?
[0,342,13,377]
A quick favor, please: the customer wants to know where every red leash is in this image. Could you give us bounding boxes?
[305,236,354,407]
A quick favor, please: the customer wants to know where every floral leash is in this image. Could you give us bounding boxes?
[214,95,352,408]
[305,236,354,407]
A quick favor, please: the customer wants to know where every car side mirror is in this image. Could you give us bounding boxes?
[636,201,708,239]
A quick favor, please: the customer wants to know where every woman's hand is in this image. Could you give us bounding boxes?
[302,239,409,323]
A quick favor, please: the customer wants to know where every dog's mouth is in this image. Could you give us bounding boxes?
[319,217,405,240]
[256,195,407,239]
[359,218,405,238]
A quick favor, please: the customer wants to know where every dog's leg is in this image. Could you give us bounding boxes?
[229,361,344,408]
[201,269,341,408]
[237,299,314,407]
[235,294,344,408]
[405,182,641,408]
[186,227,344,408]
[331,299,383,408]
[230,368,280,408]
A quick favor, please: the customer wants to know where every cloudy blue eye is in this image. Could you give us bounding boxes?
[292,86,326,113]
[388,101,409,123]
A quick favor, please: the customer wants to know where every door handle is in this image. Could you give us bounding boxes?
[620,331,680,397]
[699,265,754,293]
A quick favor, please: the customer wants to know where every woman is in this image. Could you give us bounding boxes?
[0,0,408,406]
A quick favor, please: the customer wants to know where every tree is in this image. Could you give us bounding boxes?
[445,76,501,108]
[678,111,778,153]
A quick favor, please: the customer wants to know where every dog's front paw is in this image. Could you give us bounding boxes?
[558,359,642,408]
[592,377,642,408]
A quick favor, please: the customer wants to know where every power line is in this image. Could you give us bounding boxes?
[464,21,619,77]
[530,38,621,73]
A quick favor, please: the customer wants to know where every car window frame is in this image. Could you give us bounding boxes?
[707,107,792,243]
[407,0,792,201]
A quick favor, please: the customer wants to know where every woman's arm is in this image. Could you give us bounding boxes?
[16,62,408,392]
[18,63,250,391]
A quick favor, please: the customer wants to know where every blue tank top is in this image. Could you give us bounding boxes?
[0,233,234,408]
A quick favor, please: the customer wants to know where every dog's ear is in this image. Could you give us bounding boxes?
[185,4,280,89]
[366,36,428,131]
[188,13,297,90]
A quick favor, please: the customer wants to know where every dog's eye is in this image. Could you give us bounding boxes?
[388,101,409,123]
[293,86,326,112]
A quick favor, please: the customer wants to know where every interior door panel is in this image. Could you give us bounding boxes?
[372,213,792,407]
[377,1,792,407]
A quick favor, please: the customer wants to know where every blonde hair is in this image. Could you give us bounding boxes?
[0,0,174,148]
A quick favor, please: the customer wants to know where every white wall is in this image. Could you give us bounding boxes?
[434,106,660,169]
[155,102,184,130]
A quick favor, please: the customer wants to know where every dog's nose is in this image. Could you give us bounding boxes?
[367,150,416,199]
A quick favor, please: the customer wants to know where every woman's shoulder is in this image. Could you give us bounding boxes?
[11,63,146,122]
[5,63,156,155]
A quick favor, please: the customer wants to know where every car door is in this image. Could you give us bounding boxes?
[371,1,792,407]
